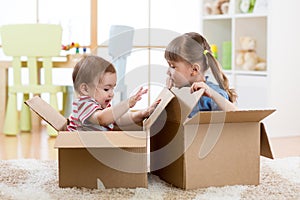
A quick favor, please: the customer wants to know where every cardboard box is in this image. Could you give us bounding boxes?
[148,87,275,190]
[25,96,147,189]
[26,86,275,190]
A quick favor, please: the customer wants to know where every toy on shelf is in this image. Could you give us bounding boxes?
[61,42,87,54]
[236,36,266,71]
[210,44,218,59]
[204,0,230,15]
[239,0,256,13]
[222,41,232,70]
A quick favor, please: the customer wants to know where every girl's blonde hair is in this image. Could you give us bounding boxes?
[72,55,116,93]
[165,32,237,102]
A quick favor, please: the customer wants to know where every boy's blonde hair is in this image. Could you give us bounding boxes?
[72,55,116,93]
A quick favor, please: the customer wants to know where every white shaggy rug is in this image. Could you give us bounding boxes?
[0,157,300,200]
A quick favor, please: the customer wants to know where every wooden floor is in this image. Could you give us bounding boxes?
[0,125,300,160]
[0,125,58,160]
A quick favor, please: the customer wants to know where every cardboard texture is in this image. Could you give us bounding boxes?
[56,131,147,189]
[149,87,275,190]
[26,87,275,190]
[25,96,147,189]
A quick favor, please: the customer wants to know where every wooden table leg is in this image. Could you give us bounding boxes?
[0,66,8,133]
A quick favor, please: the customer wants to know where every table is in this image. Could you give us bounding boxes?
[0,54,81,132]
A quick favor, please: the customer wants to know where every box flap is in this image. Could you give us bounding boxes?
[143,87,175,129]
[260,123,274,159]
[184,109,276,125]
[170,87,205,121]
[25,96,67,131]
[54,131,146,148]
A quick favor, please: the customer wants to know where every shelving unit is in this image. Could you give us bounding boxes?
[201,0,270,109]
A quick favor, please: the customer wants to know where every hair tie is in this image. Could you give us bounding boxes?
[203,50,209,55]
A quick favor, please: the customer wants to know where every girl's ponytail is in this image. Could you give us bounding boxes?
[204,50,238,103]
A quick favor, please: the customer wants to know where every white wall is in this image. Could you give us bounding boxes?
[264,0,300,137]
[2,0,299,137]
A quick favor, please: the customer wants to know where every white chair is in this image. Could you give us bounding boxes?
[0,24,67,136]
[108,25,134,102]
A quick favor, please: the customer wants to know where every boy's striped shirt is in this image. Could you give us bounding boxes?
[67,96,114,131]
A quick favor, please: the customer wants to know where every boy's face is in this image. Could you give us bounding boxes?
[90,72,117,108]
[166,60,193,88]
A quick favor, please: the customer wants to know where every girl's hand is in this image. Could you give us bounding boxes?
[140,99,161,118]
[129,87,148,108]
[166,77,174,89]
[190,82,212,98]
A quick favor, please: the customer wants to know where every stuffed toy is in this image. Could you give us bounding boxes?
[204,0,230,15]
[236,36,266,71]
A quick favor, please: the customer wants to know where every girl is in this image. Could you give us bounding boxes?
[67,55,159,131]
[165,32,237,117]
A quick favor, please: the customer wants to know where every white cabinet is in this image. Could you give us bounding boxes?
[235,74,268,109]
[201,0,270,109]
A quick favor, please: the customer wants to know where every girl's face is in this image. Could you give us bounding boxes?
[166,60,194,88]
[89,72,117,108]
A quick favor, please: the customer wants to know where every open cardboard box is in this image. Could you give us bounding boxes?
[25,86,275,190]
[148,87,275,190]
[24,87,203,189]
[25,96,148,189]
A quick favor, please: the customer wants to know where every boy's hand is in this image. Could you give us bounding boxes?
[129,87,148,108]
[140,99,161,118]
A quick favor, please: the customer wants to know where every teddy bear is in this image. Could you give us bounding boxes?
[235,36,266,71]
[204,0,230,15]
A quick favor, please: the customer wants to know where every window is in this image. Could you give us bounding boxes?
[1,0,201,108]
[0,0,36,44]
[38,0,91,46]
[0,0,36,24]
[97,0,149,46]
